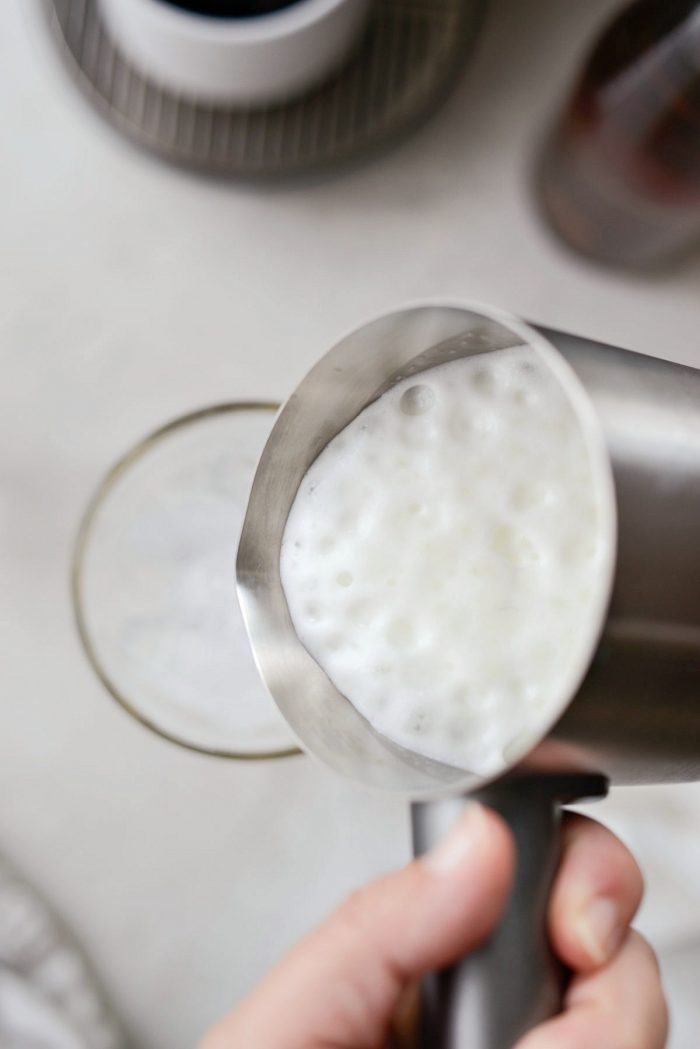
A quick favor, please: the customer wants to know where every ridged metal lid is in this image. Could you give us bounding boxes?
[45,0,485,178]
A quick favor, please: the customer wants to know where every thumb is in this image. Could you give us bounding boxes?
[202,804,514,1049]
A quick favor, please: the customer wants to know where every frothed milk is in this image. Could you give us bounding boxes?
[280,348,610,774]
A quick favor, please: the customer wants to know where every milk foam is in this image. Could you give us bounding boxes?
[280,347,610,774]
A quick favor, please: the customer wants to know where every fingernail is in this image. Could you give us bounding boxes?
[576,897,622,965]
[422,803,487,874]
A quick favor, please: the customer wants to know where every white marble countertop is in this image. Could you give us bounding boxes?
[2,1,700,1046]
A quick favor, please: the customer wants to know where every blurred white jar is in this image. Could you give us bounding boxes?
[99,0,372,105]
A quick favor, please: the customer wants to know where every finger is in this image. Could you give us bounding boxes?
[389,982,419,1049]
[515,930,668,1049]
[549,813,644,972]
[201,803,514,1049]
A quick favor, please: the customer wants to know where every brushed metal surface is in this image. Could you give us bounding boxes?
[541,328,700,785]
[237,303,700,793]
[45,0,485,178]
[237,302,699,1049]
[412,773,607,1049]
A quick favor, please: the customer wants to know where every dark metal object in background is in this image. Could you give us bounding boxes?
[44,0,486,179]
[536,0,700,269]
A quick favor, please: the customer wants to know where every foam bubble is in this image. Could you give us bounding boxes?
[280,348,609,775]
[400,384,436,416]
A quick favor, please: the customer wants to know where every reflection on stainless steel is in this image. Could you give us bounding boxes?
[540,327,700,785]
[237,304,700,794]
[237,303,700,1049]
[238,307,572,794]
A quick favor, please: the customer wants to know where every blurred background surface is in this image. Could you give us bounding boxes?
[1,1,700,1046]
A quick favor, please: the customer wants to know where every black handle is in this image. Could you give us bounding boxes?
[412,773,608,1049]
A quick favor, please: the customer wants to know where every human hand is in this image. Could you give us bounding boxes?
[201,804,667,1049]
